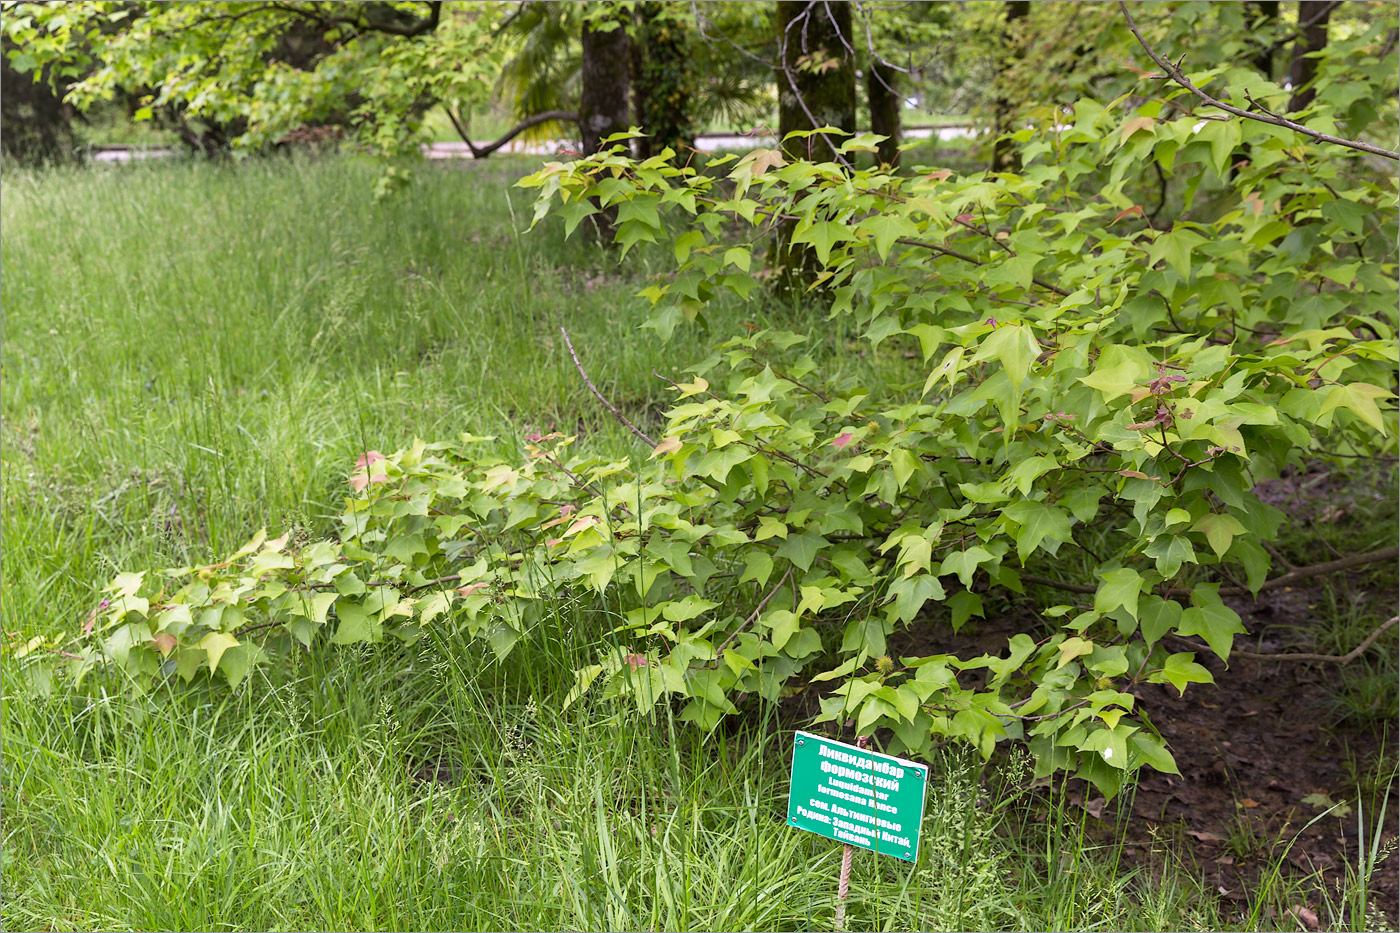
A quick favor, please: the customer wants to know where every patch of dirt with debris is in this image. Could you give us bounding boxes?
[869,578,1399,928]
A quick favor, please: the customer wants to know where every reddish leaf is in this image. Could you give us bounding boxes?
[831,432,855,450]
[1111,205,1144,224]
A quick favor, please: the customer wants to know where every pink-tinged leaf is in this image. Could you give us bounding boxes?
[350,450,389,492]
[457,583,489,597]
[152,633,177,656]
[623,652,648,670]
[650,435,682,459]
[831,432,855,450]
[545,538,562,547]
[354,450,385,470]
[1111,205,1144,224]
[924,169,952,182]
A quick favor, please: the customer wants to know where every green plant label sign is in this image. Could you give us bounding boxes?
[785,731,928,862]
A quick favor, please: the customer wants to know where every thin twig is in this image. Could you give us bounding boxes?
[715,567,794,660]
[1118,2,1398,161]
[560,327,657,447]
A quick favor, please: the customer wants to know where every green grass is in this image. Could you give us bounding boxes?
[0,155,1384,931]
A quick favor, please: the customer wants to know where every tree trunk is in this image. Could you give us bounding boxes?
[579,21,631,155]
[771,1,856,294]
[775,0,856,163]
[867,60,901,168]
[1247,1,1281,78]
[632,1,694,159]
[991,0,1030,173]
[1288,0,1332,112]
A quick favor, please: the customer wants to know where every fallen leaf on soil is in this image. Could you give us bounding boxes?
[1286,904,1320,931]
[1241,797,1260,809]
[1188,830,1226,844]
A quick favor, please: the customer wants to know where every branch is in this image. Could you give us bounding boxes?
[1118,1,1398,161]
[560,327,656,447]
[268,0,443,39]
[1220,545,1399,596]
[1022,545,1400,598]
[470,110,579,158]
[715,567,794,660]
[448,109,579,158]
[1174,615,1397,664]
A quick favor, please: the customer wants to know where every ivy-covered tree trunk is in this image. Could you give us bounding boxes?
[773,0,855,292]
[580,20,631,155]
[775,0,855,163]
[867,60,901,168]
[631,1,694,159]
[1288,0,1332,112]
[991,0,1030,173]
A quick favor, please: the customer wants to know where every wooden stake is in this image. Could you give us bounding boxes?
[834,735,870,929]
[834,841,855,929]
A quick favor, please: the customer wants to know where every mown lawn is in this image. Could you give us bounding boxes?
[0,155,1379,931]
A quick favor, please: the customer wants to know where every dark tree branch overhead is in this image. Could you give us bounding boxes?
[261,1,443,39]
[444,107,578,158]
[1117,1,1399,161]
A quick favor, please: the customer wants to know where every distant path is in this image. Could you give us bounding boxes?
[90,124,980,163]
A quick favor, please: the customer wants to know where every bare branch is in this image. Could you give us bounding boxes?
[445,108,579,158]
[1118,1,1399,161]
[560,328,657,448]
[1023,545,1400,599]
[715,567,795,660]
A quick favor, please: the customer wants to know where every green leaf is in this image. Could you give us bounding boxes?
[948,590,984,632]
[1177,587,1246,661]
[1158,651,1213,695]
[939,546,993,588]
[763,609,801,650]
[1191,513,1247,558]
[973,324,1040,389]
[775,533,825,572]
[1144,535,1197,578]
[1320,383,1392,436]
[887,574,945,624]
[1001,500,1072,562]
[662,595,719,623]
[1147,227,1205,279]
[1138,596,1183,647]
[1056,636,1094,669]
[330,601,379,645]
[790,221,854,266]
[563,664,604,709]
[1094,568,1144,620]
[856,212,917,261]
[1131,732,1180,775]
[487,622,521,660]
[198,632,239,674]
